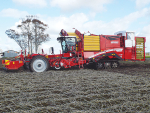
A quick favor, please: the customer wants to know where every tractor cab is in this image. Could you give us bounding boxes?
[57,36,77,53]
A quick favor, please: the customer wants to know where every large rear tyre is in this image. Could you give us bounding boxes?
[29,55,49,72]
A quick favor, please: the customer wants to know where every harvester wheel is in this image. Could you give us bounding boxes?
[29,55,49,72]
[104,62,111,69]
[54,62,61,70]
[95,62,104,70]
[111,61,120,68]
[55,66,61,70]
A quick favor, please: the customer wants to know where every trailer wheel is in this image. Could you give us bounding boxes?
[95,62,104,70]
[111,61,119,68]
[29,55,49,72]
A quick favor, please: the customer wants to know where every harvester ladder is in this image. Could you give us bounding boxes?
[136,38,144,60]
[78,52,84,69]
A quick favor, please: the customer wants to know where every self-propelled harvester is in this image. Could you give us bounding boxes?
[2,29,146,72]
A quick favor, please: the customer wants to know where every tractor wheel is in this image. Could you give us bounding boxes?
[23,62,29,70]
[29,55,49,72]
[95,62,104,70]
[111,61,120,68]
[23,63,28,70]
[23,59,30,70]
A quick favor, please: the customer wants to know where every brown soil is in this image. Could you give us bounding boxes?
[0,58,150,112]
[106,59,150,77]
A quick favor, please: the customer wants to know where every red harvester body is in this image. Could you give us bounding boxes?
[2,29,146,72]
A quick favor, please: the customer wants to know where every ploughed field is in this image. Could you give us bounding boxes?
[0,59,150,112]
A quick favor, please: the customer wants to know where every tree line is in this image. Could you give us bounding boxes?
[5,15,50,54]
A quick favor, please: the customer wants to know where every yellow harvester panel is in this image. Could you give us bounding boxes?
[67,32,80,41]
[136,38,144,59]
[84,35,100,51]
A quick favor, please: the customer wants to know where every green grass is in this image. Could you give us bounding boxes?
[145,56,150,58]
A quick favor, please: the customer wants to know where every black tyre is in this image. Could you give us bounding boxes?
[29,55,49,72]
[111,61,120,68]
[23,59,30,70]
[104,62,111,69]
[23,62,29,70]
[54,61,62,70]
[54,65,61,70]
[95,61,104,70]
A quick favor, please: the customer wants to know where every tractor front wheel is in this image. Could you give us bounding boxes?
[29,55,49,72]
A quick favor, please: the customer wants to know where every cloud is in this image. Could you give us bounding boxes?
[45,6,150,35]
[12,0,47,7]
[9,20,22,33]
[0,36,21,52]
[136,0,150,8]
[0,8,28,18]
[42,7,150,53]
[45,13,89,36]
[61,8,150,35]
[50,0,112,12]
[5,7,150,54]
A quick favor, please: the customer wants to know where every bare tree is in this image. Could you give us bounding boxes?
[17,16,35,54]
[5,16,50,54]
[5,29,28,52]
[17,16,50,54]
[32,19,49,53]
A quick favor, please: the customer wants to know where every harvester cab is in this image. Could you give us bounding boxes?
[57,36,77,53]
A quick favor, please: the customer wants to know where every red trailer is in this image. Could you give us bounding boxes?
[2,29,146,72]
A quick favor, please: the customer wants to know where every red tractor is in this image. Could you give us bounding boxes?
[2,29,146,72]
